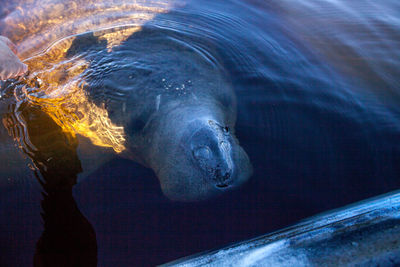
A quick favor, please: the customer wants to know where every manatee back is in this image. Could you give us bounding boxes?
[78,26,237,162]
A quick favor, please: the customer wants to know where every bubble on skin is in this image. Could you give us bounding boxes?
[161,79,191,94]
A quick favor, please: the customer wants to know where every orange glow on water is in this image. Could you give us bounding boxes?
[1,0,182,153]
[2,0,177,59]
[20,33,128,153]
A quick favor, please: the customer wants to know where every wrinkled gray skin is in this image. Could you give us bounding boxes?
[146,101,252,201]
[85,29,252,201]
[0,36,28,80]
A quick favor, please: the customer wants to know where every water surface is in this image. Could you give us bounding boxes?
[0,0,399,266]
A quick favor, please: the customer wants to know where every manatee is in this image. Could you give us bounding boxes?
[0,36,27,80]
[0,0,252,201]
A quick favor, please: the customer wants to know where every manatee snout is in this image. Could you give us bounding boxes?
[154,118,252,202]
[190,121,235,188]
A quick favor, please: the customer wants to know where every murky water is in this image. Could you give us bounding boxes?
[1,0,399,266]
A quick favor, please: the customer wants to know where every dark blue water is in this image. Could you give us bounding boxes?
[1,0,400,266]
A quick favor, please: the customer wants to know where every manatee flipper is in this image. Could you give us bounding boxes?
[0,36,27,80]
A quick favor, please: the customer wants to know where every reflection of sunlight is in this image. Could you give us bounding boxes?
[96,25,141,52]
[21,33,127,153]
[1,0,182,153]
[3,0,180,58]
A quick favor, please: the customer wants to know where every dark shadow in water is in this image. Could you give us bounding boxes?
[2,97,97,267]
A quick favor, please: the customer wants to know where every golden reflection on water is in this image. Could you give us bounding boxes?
[2,0,176,58]
[1,0,180,153]
[20,30,131,153]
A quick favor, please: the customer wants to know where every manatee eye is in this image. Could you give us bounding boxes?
[223,126,229,133]
[193,146,212,160]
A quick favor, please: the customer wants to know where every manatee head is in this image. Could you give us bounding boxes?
[148,106,252,202]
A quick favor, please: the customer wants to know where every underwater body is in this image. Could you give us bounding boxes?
[0,0,399,266]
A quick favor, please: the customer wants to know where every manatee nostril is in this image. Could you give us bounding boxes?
[194,146,212,160]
